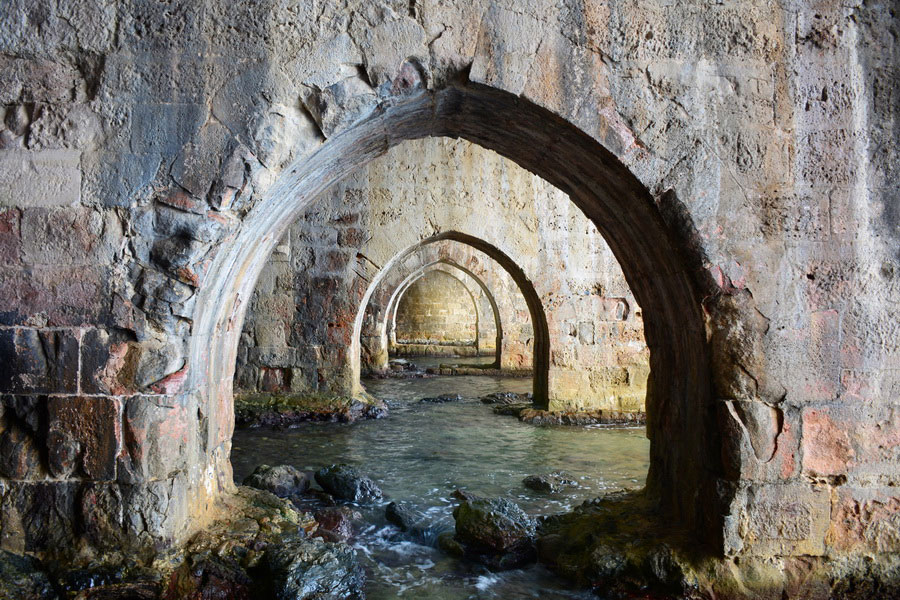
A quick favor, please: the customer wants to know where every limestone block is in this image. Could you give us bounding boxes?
[718,400,799,483]
[0,328,79,394]
[129,102,207,155]
[47,396,121,481]
[0,150,80,208]
[724,482,831,557]
[0,481,79,554]
[350,16,427,88]
[0,265,111,327]
[0,56,83,104]
[21,206,123,266]
[81,150,161,207]
[827,486,900,554]
[0,208,21,265]
[470,5,543,96]
[118,0,207,53]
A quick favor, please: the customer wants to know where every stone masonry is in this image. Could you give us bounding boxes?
[0,0,895,592]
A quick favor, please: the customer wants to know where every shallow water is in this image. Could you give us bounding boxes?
[231,373,650,599]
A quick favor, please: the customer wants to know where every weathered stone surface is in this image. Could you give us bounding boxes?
[0,329,79,394]
[0,150,80,208]
[47,396,120,480]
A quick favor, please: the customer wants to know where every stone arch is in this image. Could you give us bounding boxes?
[391,269,482,353]
[351,231,550,402]
[190,83,714,538]
[370,259,505,370]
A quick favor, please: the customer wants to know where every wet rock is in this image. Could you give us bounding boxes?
[418,393,462,403]
[163,555,251,600]
[314,464,383,503]
[313,506,361,542]
[243,464,311,498]
[523,471,577,493]
[256,534,365,600]
[451,488,479,502]
[0,551,56,600]
[385,501,418,531]
[437,532,465,558]
[480,392,530,405]
[493,405,647,426]
[452,497,537,570]
[235,394,387,428]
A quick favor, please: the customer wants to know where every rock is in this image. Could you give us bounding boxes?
[163,555,251,600]
[418,393,462,403]
[480,392,530,405]
[313,507,360,542]
[314,464,383,503]
[452,497,537,569]
[451,488,479,502]
[522,471,577,493]
[437,532,465,558]
[243,464,310,498]
[256,534,365,600]
[0,551,56,600]
[385,501,418,531]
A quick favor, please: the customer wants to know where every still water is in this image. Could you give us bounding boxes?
[232,373,650,599]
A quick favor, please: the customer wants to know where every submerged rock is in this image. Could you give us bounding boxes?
[243,464,311,497]
[385,501,418,531]
[480,392,531,405]
[315,464,383,503]
[493,405,646,426]
[522,471,577,493]
[256,534,365,600]
[235,394,387,428]
[0,551,56,600]
[452,497,537,570]
[418,393,463,403]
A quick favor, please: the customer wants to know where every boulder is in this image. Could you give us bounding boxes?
[452,497,537,569]
[314,464,382,503]
[522,471,577,493]
[243,464,310,497]
[256,534,365,600]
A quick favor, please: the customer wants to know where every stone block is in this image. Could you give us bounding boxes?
[248,346,297,369]
[47,396,120,481]
[80,328,141,395]
[118,395,191,483]
[801,407,854,477]
[0,266,112,327]
[0,208,21,265]
[827,486,900,554]
[0,395,45,480]
[0,481,79,554]
[724,482,830,557]
[0,328,79,394]
[0,150,81,208]
[81,150,161,207]
[21,206,123,266]
[0,56,83,103]
[129,102,207,155]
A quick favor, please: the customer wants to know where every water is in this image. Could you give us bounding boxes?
[231,373,650,599]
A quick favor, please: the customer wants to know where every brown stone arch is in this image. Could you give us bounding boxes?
[191,83,715,541]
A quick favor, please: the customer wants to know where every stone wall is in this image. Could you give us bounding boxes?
[0,0,895,583]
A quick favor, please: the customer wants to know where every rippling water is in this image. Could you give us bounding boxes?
[231,373,650,599]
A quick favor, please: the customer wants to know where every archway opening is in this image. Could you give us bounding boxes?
[194,83,714,561]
